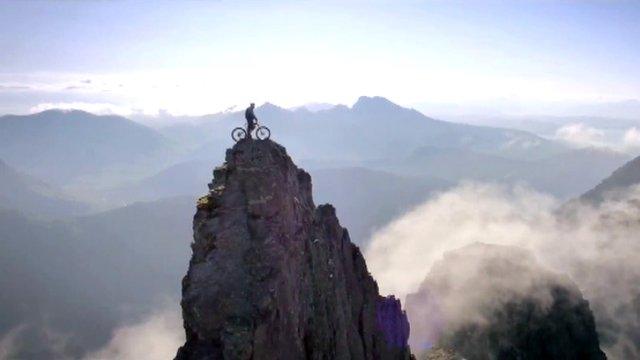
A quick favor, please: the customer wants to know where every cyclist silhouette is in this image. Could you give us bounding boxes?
[232,103,270,142]
[245,103,257,138]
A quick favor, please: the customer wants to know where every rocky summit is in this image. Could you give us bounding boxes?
[406,243,606,360]
[175,139,411,360]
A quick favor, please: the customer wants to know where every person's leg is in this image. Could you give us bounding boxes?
[247,121,255,138]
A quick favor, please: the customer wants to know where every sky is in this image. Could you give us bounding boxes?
[1,0,639,117]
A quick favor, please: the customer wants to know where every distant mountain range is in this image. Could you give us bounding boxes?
[108,161,448,244]
[0,196,192,358]
[0,97,629,202]
[0,158,89,218]
[0,110,172,185]
[147,96,628,199]
[161,96,567,163]
[372,145,627,196]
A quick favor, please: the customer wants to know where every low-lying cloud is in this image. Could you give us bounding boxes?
[554,122,606,147]
[0,322,75,359]
[405,242,604,358]
[623,127,640,150]
[0,325,26,360]
[365,182,640,359]
[366,183,558,298]
[0,304,183,360]
[84,306,184,360]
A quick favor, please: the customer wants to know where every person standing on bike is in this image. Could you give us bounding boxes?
[245,103,258,138]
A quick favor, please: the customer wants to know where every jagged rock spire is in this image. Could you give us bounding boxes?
[176,139,411,359]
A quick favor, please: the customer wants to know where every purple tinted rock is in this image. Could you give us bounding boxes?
[377,296,411,349]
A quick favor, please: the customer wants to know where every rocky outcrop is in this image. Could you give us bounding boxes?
[406,243,606,360]
[175,139,411,359]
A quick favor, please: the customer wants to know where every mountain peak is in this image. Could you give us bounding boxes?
[291,102,336,113]
[176,139,412,359]
[257,102,286,112]
[34,109,93,117]
[352,96,402,111]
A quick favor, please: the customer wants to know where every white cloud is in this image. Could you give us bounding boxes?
[84,306,183,360]
[0,325,26,360]
[2,63,636,118]
[554,122,606,147]
[623,127,640,149]
[365,182,640,359]
[366,183,558,299]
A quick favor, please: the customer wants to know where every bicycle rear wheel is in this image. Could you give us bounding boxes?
[231,127,247,142]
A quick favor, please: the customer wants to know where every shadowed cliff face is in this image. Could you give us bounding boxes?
[175,139,411,360]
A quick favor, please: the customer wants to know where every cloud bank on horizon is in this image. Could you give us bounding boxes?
[0,1,639,117]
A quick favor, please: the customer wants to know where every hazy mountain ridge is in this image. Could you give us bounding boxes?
[110,160,449,245]
[1,97,628,205]
[369,145,628,198]
[0,158,90,218]
[0,197,193,358]
[108,160,212,203]
[580,154,640,203]
[152,96,626,199]
[0,109,173,185]
[311,167,450,243]
[445,113,640,155]
[158,97,565,163]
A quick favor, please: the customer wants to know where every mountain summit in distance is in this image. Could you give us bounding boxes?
[161,96,561,162]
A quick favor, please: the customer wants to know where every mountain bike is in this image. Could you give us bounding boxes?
[231,123,271,142]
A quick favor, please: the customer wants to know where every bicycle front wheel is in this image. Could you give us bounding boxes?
[255,126,271,140]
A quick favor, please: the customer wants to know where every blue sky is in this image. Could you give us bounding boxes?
[1,0,639,116]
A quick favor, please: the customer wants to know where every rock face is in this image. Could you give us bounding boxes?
[175,139,411,360]
[406,243,606,360]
